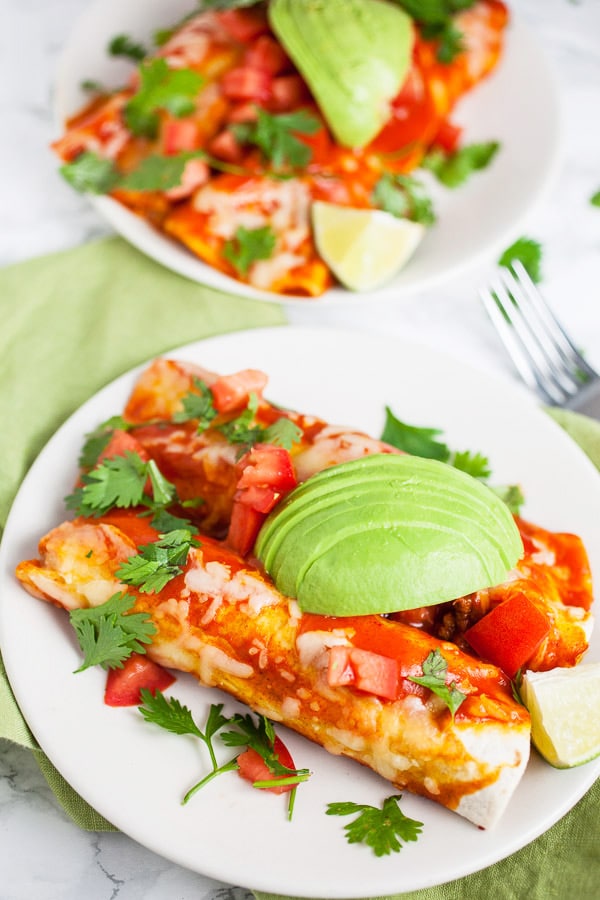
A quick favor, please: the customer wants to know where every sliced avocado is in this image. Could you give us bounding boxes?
[255,454,523,616]
[268,0,414,148]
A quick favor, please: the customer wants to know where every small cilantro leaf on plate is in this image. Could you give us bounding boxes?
[590,190,600,208]
[172,377,218,432]
[381,407,450,461]
[326,795,423,856]
[498,236,543,284]
[118,152,204,192]
[65,450,150,516]
[372,173,436,226]
[423,140,500,187]
[78,415,132,469]
[451,449,491,480]
[116,528,200,594]
[108,33,148,62]
[232,107,321,170]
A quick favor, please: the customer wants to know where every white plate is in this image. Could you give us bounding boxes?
[1,327,598,897]
[53,0,561,306]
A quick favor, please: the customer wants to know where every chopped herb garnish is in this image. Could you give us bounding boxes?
[381,407,450,460]
[372,173,436,226]
[60,151,120,195]
[498,236,543,284]
[489,483,525,516]
[326,795,423,856]
[223,225,277,275]
[65,450,151,516]
[108,33,148,62]
[78,415,132,469]
[407,649,466,719]
[116,528,200,594]
[70,591,156,671]
[118,152,204,192]
[124,58,203,138]
[423,140,500,188]
[172,377,218,432]
[231,107,321,170]
[590,190,600,208]
[392,0,478,63]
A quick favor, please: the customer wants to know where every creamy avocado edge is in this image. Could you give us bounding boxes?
[268,0,414,149]
[255,454,523,616]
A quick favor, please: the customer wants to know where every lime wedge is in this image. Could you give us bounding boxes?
[521,663,600,768]
[311,202,425,292]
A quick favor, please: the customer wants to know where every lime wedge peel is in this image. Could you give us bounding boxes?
[311,201,425,292]
[521,663,600,768]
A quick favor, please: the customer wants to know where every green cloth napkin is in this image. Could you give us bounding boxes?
[0,237,598,897]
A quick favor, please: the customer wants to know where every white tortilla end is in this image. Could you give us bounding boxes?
[455,724,531,829]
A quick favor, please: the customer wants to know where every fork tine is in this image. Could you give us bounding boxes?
[479,279,565,404]
[495,267,585,398]
[509,261,598,381]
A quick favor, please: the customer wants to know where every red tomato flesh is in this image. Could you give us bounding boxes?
[328,645,399,700]
[464,592,551,678]
[104,654,176,707]
[237,735,296,794]
[210,368,268,413]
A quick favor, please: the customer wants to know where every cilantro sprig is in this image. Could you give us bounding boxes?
[124,58,204,138]
[174,380,303,452]
[407,650,466,720]
[380,407,523,513]
[326,795,423,856]
[138,695,310,816]
[392,0,478,63]
[498,236,543,285]
[116,529,200,593]
[70,591,157,671]
[223,225,277,275]
[108,34,148,62]
[372,173,436,226]
[231,107,321,170]
[65,452,174,517]
[423,141,500,188]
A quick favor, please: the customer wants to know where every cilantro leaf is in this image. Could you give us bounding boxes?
[372,173,436,226]
[124,58,203,138]
[450,449,491,480]
[381,407,450,461]
[232,107,320,170]
[591,190,600,208]
[262,417,304,450]
[108,33,148,62]
[498,236,543,284]
[116,529,200,594]
[408,649,466,719]
[489,483,525,515]
[60,151,120,194]
[326,795,423,856]
[65,450,150,516]
[392,1,477,63]
[147,459,177,507]
[423,140,500,188]
[118,152,204,192]
[78,415,132,469]
[172,377,218,432]
[70,591,156,671]
[149,506,196,534]
[217,392,261,445]
[223,225,277,275]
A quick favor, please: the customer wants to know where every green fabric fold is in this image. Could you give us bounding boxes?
[0,237,598,896]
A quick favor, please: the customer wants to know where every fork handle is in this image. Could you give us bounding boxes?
[563,379,600,421]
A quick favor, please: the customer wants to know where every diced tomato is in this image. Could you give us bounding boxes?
[210,368,268,413]
[218,8,270,43]
[208,129,244,162]
[97,429,149,465]
[328,646,399,700]
[226,445,297,555]
[268,75,310,112]
[220,66,272,104]
[237,735,296,794]
[433,119,463,154]
[104,653,176,707]
[464,592,551,678]
[163,119,199,155]
[243,35,289,75]
[227,502,265,557]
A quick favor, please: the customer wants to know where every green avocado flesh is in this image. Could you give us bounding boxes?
[268,0,414,149]
[254,454,523,616]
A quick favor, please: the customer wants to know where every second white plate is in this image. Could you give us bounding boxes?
[53,0,561,305]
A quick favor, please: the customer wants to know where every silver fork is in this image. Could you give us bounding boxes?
[480,261,600,419]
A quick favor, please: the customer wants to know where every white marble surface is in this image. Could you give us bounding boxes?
[1,1,600,898]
